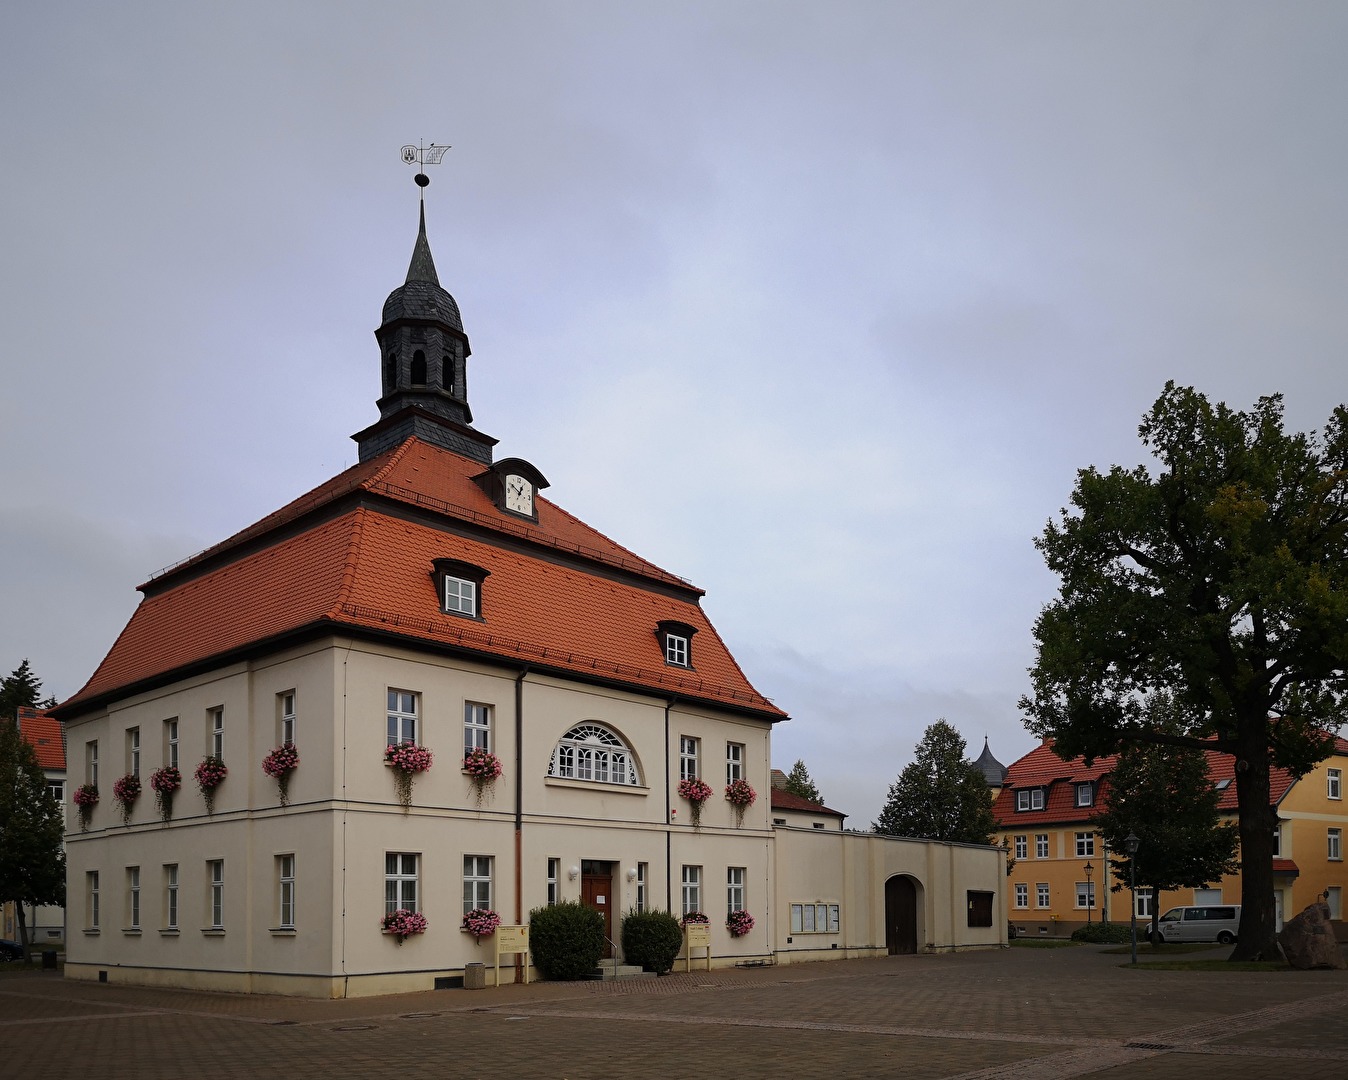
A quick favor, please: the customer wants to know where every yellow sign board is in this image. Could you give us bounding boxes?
[684,923,712,972]
[495,924,530,986]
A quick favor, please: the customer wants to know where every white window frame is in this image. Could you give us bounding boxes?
[88,740,99,788]
[208,860,224,930]
[279,692,296,747]
[549,723,640,786]
[1016,788,1044,812]
[636,862,648,914]
[1013,835,1027,860]
[1014,882,1028,908]
[1075,881,1096,909]
[1035,834,1049,858]
[681,865,701,916]
[1329,828,1342,862]
[1330,768,1342,801]
[464,702,491,755]
[209,707,224,760]
[1076,782,1092,807]
[128,728,141,778]
[1075,832,1095,857]
[1273,822,1282,857]
[679,736,699,782]
[1135,887,1153,919]
[386,690,418,746]
[278,854,296,929]
[166,718,179,769]
[727,867,745,915]
[726,743,744,785]
[88,871,100,929]
[443,575,477,617]
[463,855,493,913]
[1328,886,1343,920]
[1036,882,1050,909]
[48,778,64,804]
[128,866,140,930]
[385,853,419,914]
[546,858,560,906]
[665,633,689,666]
[165,864,179,930]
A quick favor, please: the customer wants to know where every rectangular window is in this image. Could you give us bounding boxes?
[277,854,295,929]
[88,871,100,929]
[1328,886,1343,921]
[1329,828,1342,861]
[165,864,179,930]
[385,853,419,913]
[1036,883,1050,908]
[87,740,99,788]
[1330,768,1342,801]
[1273,822,1282,857]
[789,902,841,934]
[967,891,994,927]
[209,706,224,759]
[1135,887,1153,919]
[127,728,141,778]
[1075,881,1096,909]
[207,860,224,929]
[1014,882,1028,908]
[444,576,477,617]
[128,866,140,929]
[1035,834,1049,858]
[727,867,745,915]
[464,702,491,755]
[165,718,179,769]
[1013,835,1027,860]
[463,855,493,913]
[665,634,689,666]
[1076,782,1093,807]
[1015,788,1044,812]
[387,690,418,746]
[279,692,296,747]
[546,858,560,906]
[48,779,64,804]
[1075,832,1095,857]
[681,865,701,916]
[726,743,744,785]
[679,736,699,781]
[636,863,648,914]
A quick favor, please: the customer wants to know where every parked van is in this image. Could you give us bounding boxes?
[1150,905,1241,944]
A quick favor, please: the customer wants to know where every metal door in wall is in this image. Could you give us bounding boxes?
[581,861,614,958]
[885,875,918,955]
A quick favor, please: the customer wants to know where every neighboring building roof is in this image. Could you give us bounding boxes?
[992,737,1348,827]
[770,768,788,789]
[973,737,1007,786]
[1272,859,1299,876]
[17,706,65,771]
[770,787,846,818]
[56,438,784,722]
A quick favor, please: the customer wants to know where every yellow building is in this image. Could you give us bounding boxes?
[995,740,1348,938]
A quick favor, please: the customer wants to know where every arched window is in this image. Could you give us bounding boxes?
[548,723,640,786]
[384,353,397,393]
[441,355,453,393]
[410,350,427,386]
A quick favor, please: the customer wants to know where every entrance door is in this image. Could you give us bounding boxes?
[885,875,918,955]
[581,860,614,958]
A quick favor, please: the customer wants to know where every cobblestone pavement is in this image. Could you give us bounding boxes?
[3,946,1346,1079]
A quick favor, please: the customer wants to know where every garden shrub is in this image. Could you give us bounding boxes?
[527,901,605,980]
[621,908,684,974]
[1070,922,1134,944]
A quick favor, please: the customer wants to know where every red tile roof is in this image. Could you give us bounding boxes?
[1272,859,1299,875]
[17,706,64,771]
[59,439,783,721]
[770,787,846,818]
[991,738,1348,827]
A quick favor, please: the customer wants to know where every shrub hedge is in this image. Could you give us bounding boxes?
[527,901,605,980]
[1070,922,1135,944]
[621,909,684,974]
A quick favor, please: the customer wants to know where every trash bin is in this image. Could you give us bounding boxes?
[42,950,57,970]
[463,962,486,990]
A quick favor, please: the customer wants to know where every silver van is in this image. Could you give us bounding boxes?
[1150,905,1241,944]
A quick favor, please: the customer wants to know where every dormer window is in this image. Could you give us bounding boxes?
[430,559,488,619]
[1075,782,1094,807]
[1015,787,1045,812]
[656,620,697,668]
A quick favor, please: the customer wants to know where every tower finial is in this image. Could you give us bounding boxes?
[401,141,451,201]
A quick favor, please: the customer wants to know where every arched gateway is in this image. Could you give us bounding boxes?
[885,875,920,954]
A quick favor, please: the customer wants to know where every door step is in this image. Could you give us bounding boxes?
[588,960,656,980]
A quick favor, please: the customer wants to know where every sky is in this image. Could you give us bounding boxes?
[3,2,1346,828]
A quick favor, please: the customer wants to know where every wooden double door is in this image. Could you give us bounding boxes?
[885,875,918,955]
[580,860,614,958]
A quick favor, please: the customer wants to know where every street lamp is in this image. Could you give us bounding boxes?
[1124,833,1141,965]
[1084,861,1094,926]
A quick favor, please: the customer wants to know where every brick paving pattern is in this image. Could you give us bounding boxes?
[3,945,1346,1078]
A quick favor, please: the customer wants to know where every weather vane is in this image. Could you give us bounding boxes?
[401,141,451,191]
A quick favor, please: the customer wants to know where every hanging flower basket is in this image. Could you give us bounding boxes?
[262,743,299,807]
[149,766,181,823]
[384,743,433,812]
[73,784,99,831]
[112,773,141,825]
[678,777,714,828]
[726,909,755,937]
[195,756,228,815]
[681,911,709,928]
[381,908,428,945]
[725,779,757,827]
[462,748,502,804]
[461,908,501,940]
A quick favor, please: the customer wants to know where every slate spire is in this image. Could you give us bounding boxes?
[405,200,440,286]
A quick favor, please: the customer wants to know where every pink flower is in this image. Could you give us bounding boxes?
[262,744,299,778]
[678,778,713,804]
[462,748,503,780]
[149,766,181,794]
[725,779,757,807]
[461,908,501,938]
[384,743,434,773]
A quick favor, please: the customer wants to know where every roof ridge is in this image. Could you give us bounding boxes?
[365,435,419,488]
[328,508,369,618]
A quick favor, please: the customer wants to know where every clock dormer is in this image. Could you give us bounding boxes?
[474,458,550,522]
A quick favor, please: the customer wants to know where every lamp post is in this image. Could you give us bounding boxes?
[1124,833,1141,965]
[1084,861,1094,926]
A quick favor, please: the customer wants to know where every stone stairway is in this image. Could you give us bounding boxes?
[589,958,656,981]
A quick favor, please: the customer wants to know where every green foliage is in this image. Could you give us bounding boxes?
[783,760,823,804]
[620,908,684,973]
[874,720,996,845]
[527,901,605,980]
[1070,922,1134,943]
[0,660,44,722]
[0,713,66,960]
[1021,383,1348,960]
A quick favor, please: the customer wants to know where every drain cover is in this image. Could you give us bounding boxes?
[401,1012,439,1019]
[332,1024,375,1031]
[1126,1042,1174,1051]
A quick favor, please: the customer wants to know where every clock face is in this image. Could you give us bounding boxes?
[504,474,533,516]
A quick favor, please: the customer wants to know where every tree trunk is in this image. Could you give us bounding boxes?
[1231,724,1281,961]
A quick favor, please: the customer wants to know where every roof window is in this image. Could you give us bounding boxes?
[1015,788,1045,812]
[430,558,489,619]
[655,620,697,668]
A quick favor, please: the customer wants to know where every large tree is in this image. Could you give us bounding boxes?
[1093,695,1240,943]
[0,714,66,962]
[1022,383,1348,960]
[874,720,996,845]
[783,759,823,804]
[0,659,45,721]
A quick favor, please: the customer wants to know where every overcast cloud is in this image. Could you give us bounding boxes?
[3,2,1345,827]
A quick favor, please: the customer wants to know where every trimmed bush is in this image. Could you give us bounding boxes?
[527,901,605,980]
[621,908,684,974]
[1070,922,1134,944]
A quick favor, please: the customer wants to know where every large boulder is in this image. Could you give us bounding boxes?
[1278,901,1347,970]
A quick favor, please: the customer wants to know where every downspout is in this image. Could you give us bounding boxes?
[665,698,674,913]
[514,667,528,980]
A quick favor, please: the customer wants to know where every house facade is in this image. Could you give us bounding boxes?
[50,191,1004,996]
[995,739,1348,938]
[1,706,67,946]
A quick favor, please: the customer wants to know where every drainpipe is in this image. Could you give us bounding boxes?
[513,667,528,983]
[665,699,674,913]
